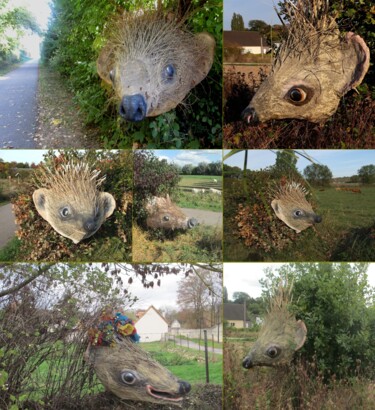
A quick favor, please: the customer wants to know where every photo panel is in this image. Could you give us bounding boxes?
[223,262,375,409]
[223,149,375,262]
[133,150,223,263]
[0,149,132,262]
[0,262,223,409]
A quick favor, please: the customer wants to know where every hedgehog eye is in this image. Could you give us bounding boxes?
[285,85,312,106]
[294,210,304,217]
[121,371,137,385]
[60,206,70,218]
[266,346,281,358]
[162,64,175,82]
[109,69,115,83]
[163,215,170,221]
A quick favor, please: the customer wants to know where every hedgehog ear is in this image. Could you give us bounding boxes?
[97,43,116,85]
[294,320,307,351]
[271,199,280,215]
[192,32,215,87]
[101,192,116,218]
[33,188,49,220]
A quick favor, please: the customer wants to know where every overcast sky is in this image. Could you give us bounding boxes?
[224,0,279,30]
[224,150,375,178]
[153,150,222,167]
[224,263,375,300]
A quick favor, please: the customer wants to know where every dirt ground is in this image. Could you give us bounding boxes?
[33,66,102,148]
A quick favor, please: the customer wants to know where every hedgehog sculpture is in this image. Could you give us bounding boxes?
[97,10,215,121]
[242,284,307,368]
[242,0,370,123]
[271,182,322,233]
[32,159,116,244]
[86,311,191,405]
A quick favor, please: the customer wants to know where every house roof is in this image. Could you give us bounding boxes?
[224,31,267,47]
[224,303,248,321]
[135,305,168,326]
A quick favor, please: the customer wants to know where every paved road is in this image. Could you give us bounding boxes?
[182,208,222,227]
[169,337,222,355]
[0,59,39,148]
[0,203,17,248]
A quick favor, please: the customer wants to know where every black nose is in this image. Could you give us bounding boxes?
[178,380,191,395]
[314,215,322,223]
[242,356,253,369]
[120,94,147,122]
[187,218,198,229]
[241,106,258,123]
[84,219,98,233]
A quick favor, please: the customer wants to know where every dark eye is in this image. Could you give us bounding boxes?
[109,69,115,83]
[266,346,280,358]
[60,207,70,218]
[162,64,175,82]
[294,210,304,217]
[121,371,137,385]
[163,216,170,221]
[286,86,311,106]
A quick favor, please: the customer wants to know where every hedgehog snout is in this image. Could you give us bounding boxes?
[314,215,322,223]
[120,94,147,122]
[84,218,98,233]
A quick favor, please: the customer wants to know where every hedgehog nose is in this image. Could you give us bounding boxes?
[314,215,322,223]
[84,219,98,233]
[241,106,258,124]
[178,380,191,395]
[187,218,198,229]
[120,94,147,122]
[242,356,253,369]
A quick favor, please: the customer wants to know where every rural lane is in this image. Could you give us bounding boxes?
[0,59,39,148]
[0,203,17,248]
[182,208,222,227]
[170,337,222,355]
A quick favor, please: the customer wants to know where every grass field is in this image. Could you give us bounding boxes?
[178,175,222,190]
[224,179,375,261]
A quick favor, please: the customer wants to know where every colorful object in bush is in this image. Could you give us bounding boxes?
[89,312,140,346]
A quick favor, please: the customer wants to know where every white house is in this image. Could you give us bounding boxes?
[135,305,169,342]
[224,31,270,55]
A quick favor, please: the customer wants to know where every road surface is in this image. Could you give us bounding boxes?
[169,336,223,355]
[182,208,222,227]
[0,203,17,249]
[0,60,39,148]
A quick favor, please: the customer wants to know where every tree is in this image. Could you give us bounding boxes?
[232,291,251,304]
[248,20,269,35]
[231,13,245,31]
[303,163,333,186]
[357,164,375,184]
[272,150,300,177]
[181,164,193,175]
[223,286,228,303]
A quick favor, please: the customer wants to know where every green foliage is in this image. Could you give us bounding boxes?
[261,263,375,379]
[231,13,245,31]
[42,0,222,148]
[272,150,300,179]
[303,163,333,187]
[357,164,375,184]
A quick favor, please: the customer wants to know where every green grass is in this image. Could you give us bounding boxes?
[141,341,223,385]
[179,175,222,189]
[0,237,21,261]
[174,190,222,212]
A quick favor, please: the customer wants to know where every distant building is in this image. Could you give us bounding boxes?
[135,305,169,342]
[170,319,181,333]
[224,31,270,55]
[223,303,250,328]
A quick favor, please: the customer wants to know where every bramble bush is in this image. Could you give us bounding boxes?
[11,150,132,262]
[42,0,222,148]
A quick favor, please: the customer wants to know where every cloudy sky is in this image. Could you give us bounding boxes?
[152,150,223,167]
[224,263,375,300]
[224,150,375,178]
[224,0,279,30]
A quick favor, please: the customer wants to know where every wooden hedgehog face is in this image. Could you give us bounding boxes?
[97,12,215,122]
[33,188,116,244]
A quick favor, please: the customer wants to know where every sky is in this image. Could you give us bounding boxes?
[224,150,375,178]
[224,0,279,30]
[152,150,223,167]
[9,0,52,58]
[224,263,375,300]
